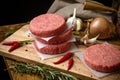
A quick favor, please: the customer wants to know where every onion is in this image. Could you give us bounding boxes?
[88,17,115,39]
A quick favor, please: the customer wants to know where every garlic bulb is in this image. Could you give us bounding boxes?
[66,8,83,31]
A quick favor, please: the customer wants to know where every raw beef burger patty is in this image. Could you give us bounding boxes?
[29,13,66,37]
[36,28,72,44]
[34,40,72,54]
[84,43,120,72]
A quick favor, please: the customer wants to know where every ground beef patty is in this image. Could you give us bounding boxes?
[29,13,66,37]
[84,43,120,72]
[36,28,72,44]
[34,40,72,54]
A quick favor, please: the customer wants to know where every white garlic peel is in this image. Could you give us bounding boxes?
[66,8,76,27]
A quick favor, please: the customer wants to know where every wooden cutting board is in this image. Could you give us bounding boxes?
[0,24,120,80]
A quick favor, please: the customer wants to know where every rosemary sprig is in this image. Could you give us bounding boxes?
[5,30,16,36]
[10,62,81,80]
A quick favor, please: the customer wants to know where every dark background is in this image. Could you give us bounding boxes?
[0,0,113,26]
[0,0,113,80]
[0,0,54,80]
[0,0,54,26]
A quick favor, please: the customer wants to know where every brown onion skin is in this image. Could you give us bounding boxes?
[89,17,112,39]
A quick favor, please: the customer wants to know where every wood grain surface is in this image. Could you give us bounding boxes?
[4,57,42,80]
[0,24,120,80]
[0,23,42,80]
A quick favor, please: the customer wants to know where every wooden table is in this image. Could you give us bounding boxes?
[0,23,42,80]
[0,23,120,80]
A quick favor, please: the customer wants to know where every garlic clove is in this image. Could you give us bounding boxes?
[72,19,77,31]
[84,34,100,46]
[87,34,100,43]
[80,32,89,42]
[76,19,83,31]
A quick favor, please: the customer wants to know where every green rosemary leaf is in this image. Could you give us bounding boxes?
[64,76,69,80]
[48,71,55,79]
[5,30,16,36]
[39,71,45,79]
[58,76,63,80]
[26,69,32,74]
[10,62,81,80]
[60,72,80,80]
[31,68,36,73]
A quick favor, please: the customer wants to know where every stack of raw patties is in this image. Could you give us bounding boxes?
[29,13,72,54]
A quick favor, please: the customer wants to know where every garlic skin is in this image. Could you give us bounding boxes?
[66,16,75,28]
[66,8,76,28]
